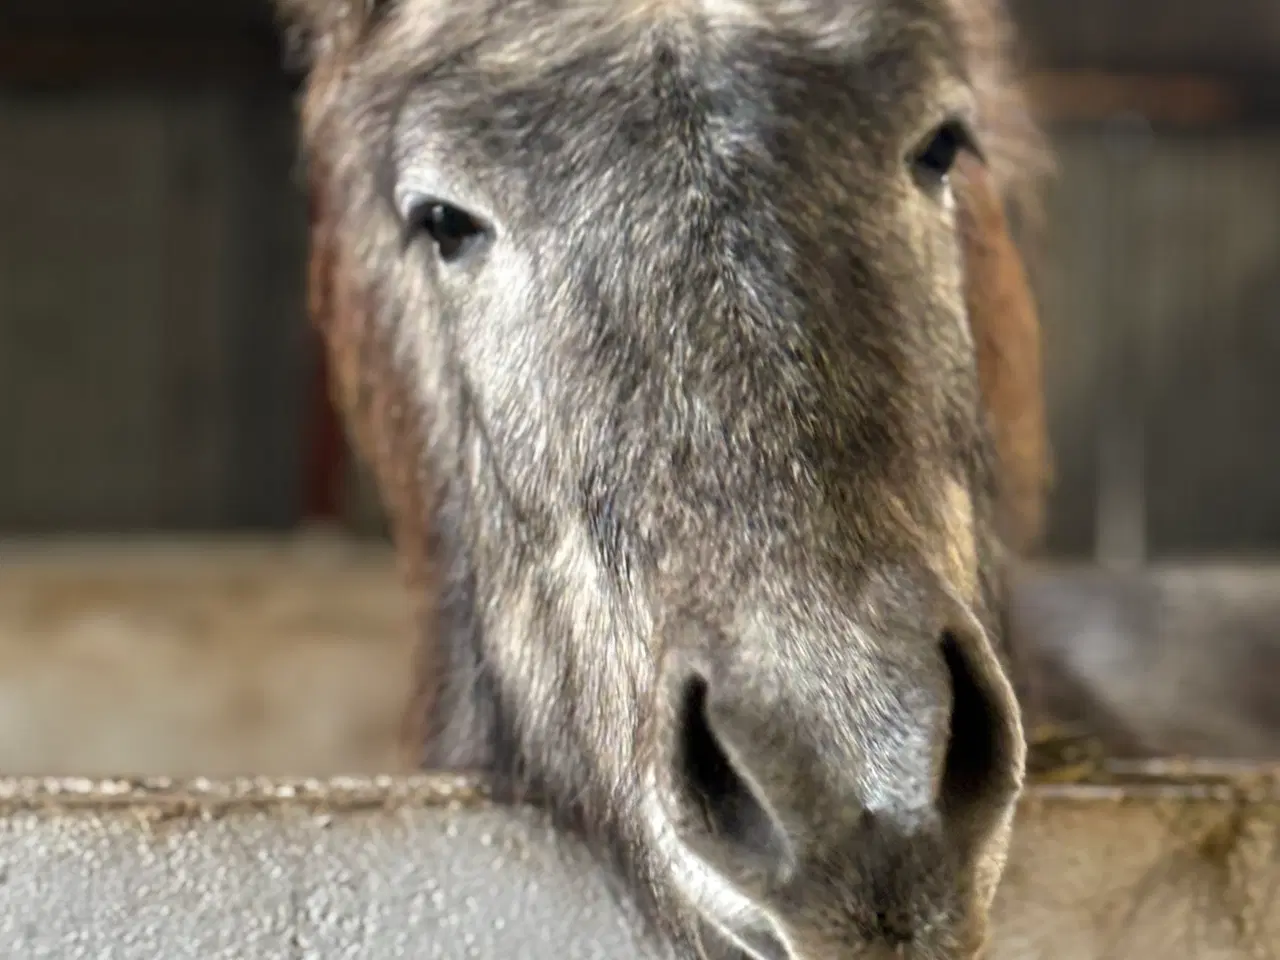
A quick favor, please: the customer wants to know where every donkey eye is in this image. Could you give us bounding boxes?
[403,196,490,263]
[910,119,974,188]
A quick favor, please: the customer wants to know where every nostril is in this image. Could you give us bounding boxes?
[672,674,789,872]
[939,630,1014,821]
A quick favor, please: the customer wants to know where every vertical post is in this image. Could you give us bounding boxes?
[1095,111,1153,571]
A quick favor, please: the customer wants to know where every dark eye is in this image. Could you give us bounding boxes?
[910,120,972,187]
[404,196,489,263]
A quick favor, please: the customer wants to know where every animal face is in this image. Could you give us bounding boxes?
[286,0,1043,956]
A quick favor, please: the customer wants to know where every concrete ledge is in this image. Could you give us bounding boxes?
[0,768,1276,960]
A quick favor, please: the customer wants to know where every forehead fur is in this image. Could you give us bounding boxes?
[290,0,961,68]
[283,0,909,42]
[282,0,1047,212]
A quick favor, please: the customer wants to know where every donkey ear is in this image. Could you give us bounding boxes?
[274,0,389,65]
[954,152,1052,554]
[274,0,340,67]
[273,0,344,35]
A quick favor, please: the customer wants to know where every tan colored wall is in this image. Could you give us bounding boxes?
[0,537,416,776]
[3,538,1276,777]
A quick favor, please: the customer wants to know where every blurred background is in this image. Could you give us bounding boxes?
[1,0,1278,775]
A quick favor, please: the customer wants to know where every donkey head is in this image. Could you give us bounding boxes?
[285,0,1051,956]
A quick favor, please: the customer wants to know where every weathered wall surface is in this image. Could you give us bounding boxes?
[0,772,1274,960]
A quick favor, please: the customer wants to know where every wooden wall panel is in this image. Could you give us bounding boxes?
[1036,128,1280,558]
[0,83,307,531]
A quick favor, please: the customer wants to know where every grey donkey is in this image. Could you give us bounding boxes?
[282,0,1053,956]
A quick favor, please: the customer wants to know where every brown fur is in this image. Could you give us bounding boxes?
[285,1,1053,956]
[306,163,443,757]
[957,153,1050,553]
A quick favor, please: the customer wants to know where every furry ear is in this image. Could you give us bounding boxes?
[273,0,388,67]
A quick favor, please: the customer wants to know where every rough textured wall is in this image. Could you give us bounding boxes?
[0,772,1274,960]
